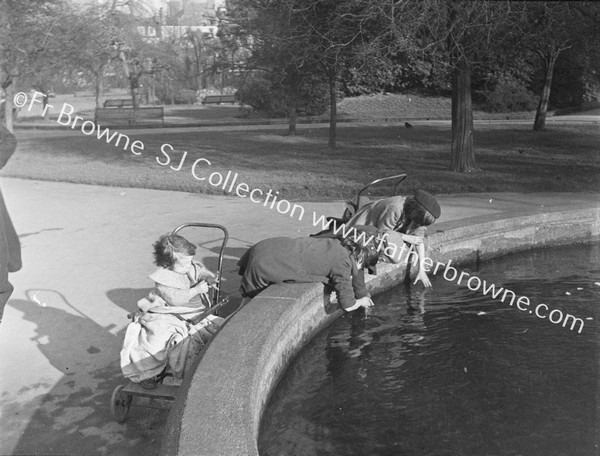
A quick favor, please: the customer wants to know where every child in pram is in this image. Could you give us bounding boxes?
[120,233,224,389]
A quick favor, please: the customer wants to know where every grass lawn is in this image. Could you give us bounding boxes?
[6,120,599,201]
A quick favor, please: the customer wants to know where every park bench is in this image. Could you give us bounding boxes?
[103,99,134,108]
[201,94,237,105]
[94,107,164,127]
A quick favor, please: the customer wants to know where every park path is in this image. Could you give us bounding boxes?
[13,93,599,136]
[0,177,345,456]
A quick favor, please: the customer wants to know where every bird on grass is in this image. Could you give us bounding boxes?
[405,122,413,128]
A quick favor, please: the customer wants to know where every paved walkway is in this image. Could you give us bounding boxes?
[0,176,598,456]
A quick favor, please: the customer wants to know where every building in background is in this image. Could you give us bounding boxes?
[166,0,227,25]
[136,0,227,40]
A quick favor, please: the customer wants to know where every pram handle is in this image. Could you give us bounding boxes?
[187,296,230,326]
[356,174,408,206]
[126,296,230,324]
[172,223,229,307]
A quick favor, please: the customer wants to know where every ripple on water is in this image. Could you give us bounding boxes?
[259,243,600,456]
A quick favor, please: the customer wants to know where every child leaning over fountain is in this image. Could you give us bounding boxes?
[120,234,224,389]
[237,231,380,311]
[346,190,441,287]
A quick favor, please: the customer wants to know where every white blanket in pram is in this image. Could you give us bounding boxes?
[119,295,223,383]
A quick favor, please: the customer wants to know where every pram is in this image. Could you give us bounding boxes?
[110,222,234,423]
[318,174,408,234]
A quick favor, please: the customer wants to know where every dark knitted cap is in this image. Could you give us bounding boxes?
[414,190,441,219]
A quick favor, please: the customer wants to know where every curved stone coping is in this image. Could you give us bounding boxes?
[429,207,600,264]
[161,207,600,456]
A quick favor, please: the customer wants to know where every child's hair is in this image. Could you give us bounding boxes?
[340,231,380,270]
[153,233,196,268]
[403,197,437,227]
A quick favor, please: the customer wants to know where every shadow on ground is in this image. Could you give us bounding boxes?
[6,295,167,456]
[4,241,250,456]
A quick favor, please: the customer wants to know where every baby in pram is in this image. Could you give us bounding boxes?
[120,233,224,389]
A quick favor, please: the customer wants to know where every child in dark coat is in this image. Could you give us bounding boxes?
[237,232,379,311]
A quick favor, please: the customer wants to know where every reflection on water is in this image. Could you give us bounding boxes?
[258,243,599,456]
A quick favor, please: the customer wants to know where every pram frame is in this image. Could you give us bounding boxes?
[327,174,409,230]
[110,223,230,422]
[354,173,408,212]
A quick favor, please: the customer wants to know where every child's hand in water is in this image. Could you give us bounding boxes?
[356,296,374,309]
[414,270,432,288]
[193,280,210,295]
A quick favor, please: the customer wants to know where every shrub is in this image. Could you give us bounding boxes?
[237,72,329,117]
[480,73,538,112]
[155,87,198,105]
[237,74,273,113]
[173,89,198,105]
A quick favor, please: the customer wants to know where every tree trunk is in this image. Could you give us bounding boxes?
[94,67,104,109]
[288,98,297,136]
[328,72,337,150]
[118,51,139,108]
[194,35,203,90]
[131,85,139,108]
[4,81,14,133]
[449,62,476,172]
[42,91,49,121]
[533,52,558,131]
[130,76,140,109]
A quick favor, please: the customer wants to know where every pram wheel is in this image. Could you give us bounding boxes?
[110,384,133,422]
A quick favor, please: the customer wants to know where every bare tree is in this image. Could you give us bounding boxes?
[0,0,65,131]
[522,2,599,131]
[229,0,317,136]
[100,0,155,17]
[61,5,123,108]
[231,0,374,149]
[107,11,169,108]
[413,0,518,172]
[185,29,216,91]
